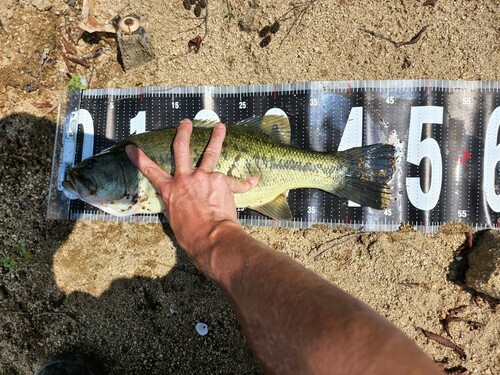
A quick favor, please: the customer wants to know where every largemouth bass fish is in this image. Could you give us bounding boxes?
[63,115,395,220]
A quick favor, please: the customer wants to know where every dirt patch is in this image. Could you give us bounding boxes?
[1,1,499,374]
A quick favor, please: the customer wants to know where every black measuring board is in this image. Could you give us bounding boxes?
[47,80,500,232]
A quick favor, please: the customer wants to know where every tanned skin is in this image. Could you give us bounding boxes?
[126,119,441,375]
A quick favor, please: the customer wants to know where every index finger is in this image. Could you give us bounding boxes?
[126,144,171,190]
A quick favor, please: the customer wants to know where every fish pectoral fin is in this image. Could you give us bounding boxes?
[250,193,292,220]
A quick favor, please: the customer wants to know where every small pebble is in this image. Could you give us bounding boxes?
[195,322,208,336]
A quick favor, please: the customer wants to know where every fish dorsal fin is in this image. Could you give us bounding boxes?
[192,119,220,128]
[234,113,291,145]
[250,193,292,220]
[262,114,291,144]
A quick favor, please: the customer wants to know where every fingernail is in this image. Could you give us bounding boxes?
[248,177,259,186]
[125,144,136,156]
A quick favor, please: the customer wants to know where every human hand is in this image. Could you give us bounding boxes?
[125,119,257,274]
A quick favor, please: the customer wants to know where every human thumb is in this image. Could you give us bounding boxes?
[227,176,259,194]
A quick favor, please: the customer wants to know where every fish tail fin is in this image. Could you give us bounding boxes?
[334,144,396,209]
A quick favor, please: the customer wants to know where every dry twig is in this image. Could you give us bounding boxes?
[359,25,428,47]
[310,227,363,259]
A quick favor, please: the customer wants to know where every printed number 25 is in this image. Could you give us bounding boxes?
[406,106,443,211]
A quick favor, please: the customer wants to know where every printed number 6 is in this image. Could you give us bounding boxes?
[483,107,500,212]
[406,106,443,210]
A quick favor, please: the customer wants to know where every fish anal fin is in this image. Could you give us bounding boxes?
[250,193,292,220]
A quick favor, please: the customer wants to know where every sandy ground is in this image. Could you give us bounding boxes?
[0,0,499,374]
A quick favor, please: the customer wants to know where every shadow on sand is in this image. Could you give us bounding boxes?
[0,113,260,374]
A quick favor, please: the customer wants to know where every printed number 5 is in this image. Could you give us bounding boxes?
[406,106,443,211]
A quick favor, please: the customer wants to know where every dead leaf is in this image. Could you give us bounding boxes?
[66,55,90,68]
[188,35,203,53]
[395,26,428,47]
[440,316,462,337]
[61,36,78,55]
[402,56,411,69]
[79,16,116,34]
[31,102,53,109]
[418,327,466,359]
[82,46,103,59]
[447,305,467,315]
[62,54,76,73]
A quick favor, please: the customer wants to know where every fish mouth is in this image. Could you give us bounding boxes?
[62,179,78,196]
[62,167,97,198]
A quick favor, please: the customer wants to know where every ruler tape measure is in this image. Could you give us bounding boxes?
[47,80,500,232]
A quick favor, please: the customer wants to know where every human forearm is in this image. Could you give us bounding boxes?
[127,120,440,374]
[208,223,441,375]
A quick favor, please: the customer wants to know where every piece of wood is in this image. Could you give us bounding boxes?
[117,26,155,71]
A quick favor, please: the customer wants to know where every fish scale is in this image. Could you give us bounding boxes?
[130,126,348,209]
